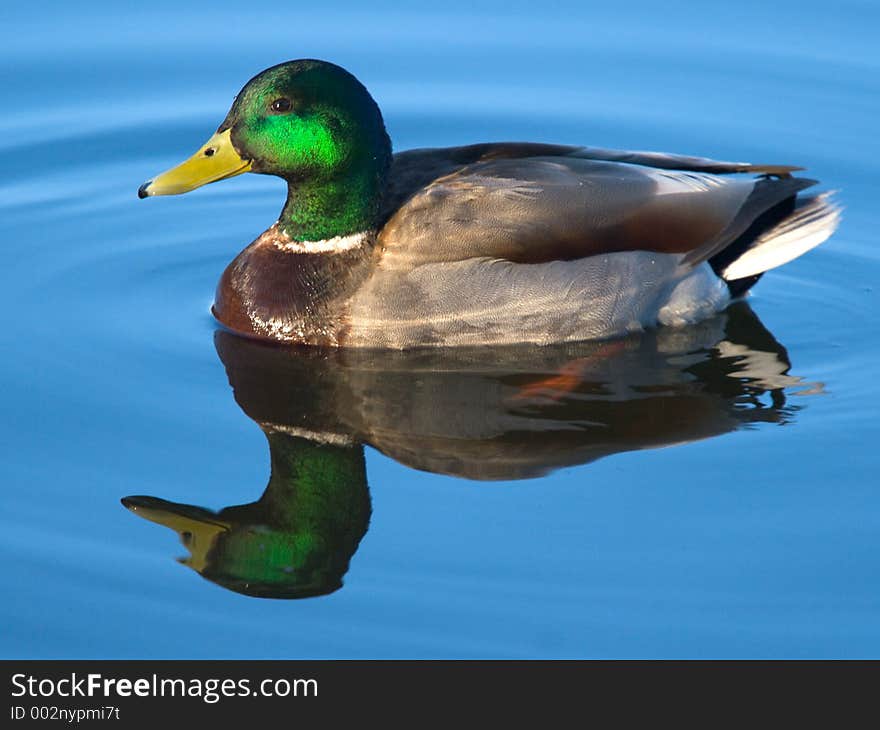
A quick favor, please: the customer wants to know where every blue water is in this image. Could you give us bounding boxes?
[2,0,879,657]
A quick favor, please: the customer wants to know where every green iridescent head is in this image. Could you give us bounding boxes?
[221,60,391,180]
[122,434,371,600]
[139,59,392,240]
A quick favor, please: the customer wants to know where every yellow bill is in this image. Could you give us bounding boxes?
[121,496,231,572]
[138,128,251,198]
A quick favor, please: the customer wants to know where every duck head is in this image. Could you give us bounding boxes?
[122,432,371,600]
[138,59,392,241]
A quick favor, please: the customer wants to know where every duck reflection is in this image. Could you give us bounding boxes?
[123,302,815,599]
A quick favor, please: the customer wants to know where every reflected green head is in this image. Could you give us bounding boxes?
[204,527,344,599]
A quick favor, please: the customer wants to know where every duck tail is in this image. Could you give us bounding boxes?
[717,192,841,293]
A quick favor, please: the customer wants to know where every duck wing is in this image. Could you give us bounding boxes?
[564,144,801,176]
[384,142,800,208]
[379,143,814,270]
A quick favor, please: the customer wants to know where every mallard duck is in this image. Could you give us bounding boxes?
[138,59,840,348]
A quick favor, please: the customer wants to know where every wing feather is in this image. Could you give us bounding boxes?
[379,143,813,271]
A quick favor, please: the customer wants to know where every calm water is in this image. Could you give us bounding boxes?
[2,0,879,658]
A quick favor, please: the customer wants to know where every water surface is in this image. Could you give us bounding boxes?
[2,0,879,658]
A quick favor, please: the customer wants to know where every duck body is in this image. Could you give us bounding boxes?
[141,61,840,349]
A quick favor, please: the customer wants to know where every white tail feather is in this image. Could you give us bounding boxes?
[722,192,841,281]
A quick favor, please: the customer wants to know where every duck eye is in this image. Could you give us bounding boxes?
[270,98,292,113]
